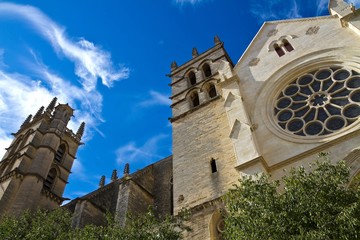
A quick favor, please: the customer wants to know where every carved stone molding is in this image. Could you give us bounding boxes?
[306,26,320,35]
[267,29,278,37]
[249,58,260,67]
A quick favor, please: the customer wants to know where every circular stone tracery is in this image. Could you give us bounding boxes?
[274,67,360,136]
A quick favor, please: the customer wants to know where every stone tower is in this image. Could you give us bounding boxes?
[0,97,84,216]
[170,1,360,238]
[169,37,247,239]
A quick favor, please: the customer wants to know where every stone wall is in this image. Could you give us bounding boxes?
[172,98,239,214]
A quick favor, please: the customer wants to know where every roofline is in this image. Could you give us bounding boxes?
[235,15,337,68]
[169,42,234,77]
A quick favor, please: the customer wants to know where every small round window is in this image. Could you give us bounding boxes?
[274,67,360,137]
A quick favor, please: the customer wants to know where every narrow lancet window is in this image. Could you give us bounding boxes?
[54,144,65,163]
[283,39,294,52]
[203,63,212,78]
[211,158,217,173]
[208,84,217,98]
[191,92,200,107]
[44,168,57,190]
[188,71,196,86]
[274,44,285,57]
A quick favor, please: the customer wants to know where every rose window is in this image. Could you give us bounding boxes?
[274,67,360,136]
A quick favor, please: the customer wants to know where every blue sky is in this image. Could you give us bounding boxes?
[0,0,358,200]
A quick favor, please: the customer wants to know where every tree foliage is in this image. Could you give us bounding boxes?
[0,207,189,240]
[223,155,360,240]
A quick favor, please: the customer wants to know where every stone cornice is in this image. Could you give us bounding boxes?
[170,75,219,101]
[170,95,221,123]
[186,197,223,215]
[41,188,64,204]
[169,43,233,77]
[267,127,360,172]
[0,168,24,183]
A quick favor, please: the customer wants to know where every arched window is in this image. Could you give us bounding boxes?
[208,84,217,98]
[283,39,294,52]
[8,137,23,156]
[274,44,285,57]
[44,168,57,190]
[54,144,66,163]
[1,161,14,177]
[209,210,225,240]
[190,92,200,107]
[202,63,212,78]
[19,130,32,150]
[188,71,196,86]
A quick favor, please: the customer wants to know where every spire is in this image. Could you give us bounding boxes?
[99,175,105,188]
[46,97,57,113]
[20,114,32,129]
[171,61,178,70]
[111,169,118,182]
[33,106,44,119]
[214,35,221,45]
[76,122,85,139]
[124,163,130,176]
[192,48,199,58]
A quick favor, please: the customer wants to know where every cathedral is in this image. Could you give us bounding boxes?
[1,0,360,239]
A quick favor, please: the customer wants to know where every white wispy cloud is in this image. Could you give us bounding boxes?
[116,134,169,166]
[287,0,302,19]
[139,90,171,107]
[316,0,328,15]
[0,3,127,158]
[71,159,87,181]
[175,0,206,5]
[0,2,129,91]
[250,0,302,22]
[347,0,360,7]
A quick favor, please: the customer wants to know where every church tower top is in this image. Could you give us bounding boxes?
[329,0,355,17]
[0,97,84,216]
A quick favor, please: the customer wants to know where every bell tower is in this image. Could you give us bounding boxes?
[169,37,245,238]
[0,97,85,216]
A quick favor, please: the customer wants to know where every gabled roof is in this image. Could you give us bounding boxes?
[234,15,336,69]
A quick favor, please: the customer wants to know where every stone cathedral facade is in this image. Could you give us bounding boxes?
[2,0,360,239]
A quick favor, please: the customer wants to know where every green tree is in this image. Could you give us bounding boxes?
[223,155,360,240]
[0,208,72,240]
[0,207,189,240]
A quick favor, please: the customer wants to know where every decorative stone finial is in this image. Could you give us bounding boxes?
[192,48,199,58]
[350,3,356,12]
[111,169,118,182]
[214,35,221,45]
[99,175,105,188]
[46,97,57,113]
[171,61,178,70]
[124,163,130,175]
[33,106,44,119]
[76,122,85,139]
[20,114,33,129]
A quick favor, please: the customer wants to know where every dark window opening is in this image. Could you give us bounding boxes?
[170,177,173,215]
[211,158,217,173]
[188,71,196,86]
[44,168,56,190]
[9,138,22,156]
[208,84,217,98]
[274,44,285,57]
[283,39,294,52]
[203,63,212,78]
[191,93,200,107]
[54,144,65,163]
